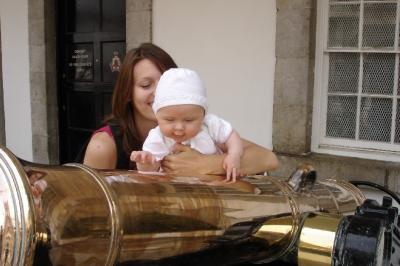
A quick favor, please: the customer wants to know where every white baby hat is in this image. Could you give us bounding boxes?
[152,68,208,113]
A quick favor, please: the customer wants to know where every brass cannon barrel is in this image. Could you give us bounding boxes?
[0,146,365,265]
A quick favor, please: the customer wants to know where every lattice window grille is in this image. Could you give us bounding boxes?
[320,0,400,155]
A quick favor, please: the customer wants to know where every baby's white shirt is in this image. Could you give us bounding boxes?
[143,113,233,161]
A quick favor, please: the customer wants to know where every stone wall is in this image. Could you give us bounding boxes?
[126,0,152,50]
[273,153,400,191]
[273,0,314,155]
[28,0,58,163]
[44,0,58,164]
[0,21,5,145]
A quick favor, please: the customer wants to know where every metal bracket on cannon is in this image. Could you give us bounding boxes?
[287,164,317,192]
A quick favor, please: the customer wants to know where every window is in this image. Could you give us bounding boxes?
[313,0,400,162]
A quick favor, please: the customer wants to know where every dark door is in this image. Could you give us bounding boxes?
[58,0,126,163]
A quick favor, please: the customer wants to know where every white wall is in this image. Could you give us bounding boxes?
[0,0,33,160]
[153,0,276,149]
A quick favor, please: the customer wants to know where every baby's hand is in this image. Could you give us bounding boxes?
[131,151,160,172]
[223,153,241,182]
[130,151,156,165]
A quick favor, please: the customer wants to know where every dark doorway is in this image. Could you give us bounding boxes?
[58,0,126,163]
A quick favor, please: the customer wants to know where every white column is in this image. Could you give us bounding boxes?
[0,0,33,160]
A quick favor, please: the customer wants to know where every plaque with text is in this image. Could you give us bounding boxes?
[67,44,94,81]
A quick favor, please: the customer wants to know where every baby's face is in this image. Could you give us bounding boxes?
[156,104,205,143]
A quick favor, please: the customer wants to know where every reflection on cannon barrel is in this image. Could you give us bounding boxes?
[0,146,399,266]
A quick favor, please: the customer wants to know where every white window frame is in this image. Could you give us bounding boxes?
[312,0,400,162]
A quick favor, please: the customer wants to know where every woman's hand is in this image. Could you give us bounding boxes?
[161,144,225,175]
[161,139,279,176]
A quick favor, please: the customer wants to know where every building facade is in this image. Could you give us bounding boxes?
[1,0,399,193]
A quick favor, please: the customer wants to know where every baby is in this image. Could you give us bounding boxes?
[130,68,243,181]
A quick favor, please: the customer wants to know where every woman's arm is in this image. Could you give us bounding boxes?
[240,139,279,175]
[83,132,117,169]
[161,138,278,176]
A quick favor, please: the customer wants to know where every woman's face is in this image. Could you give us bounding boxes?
[132,59,162,122]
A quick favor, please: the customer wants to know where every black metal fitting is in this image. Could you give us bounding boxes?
[332,197,400,266]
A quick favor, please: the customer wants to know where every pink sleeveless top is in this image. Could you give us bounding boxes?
[94,125,114,138]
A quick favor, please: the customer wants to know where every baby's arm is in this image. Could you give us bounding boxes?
[130,151,161,172]
[223,130,243,182]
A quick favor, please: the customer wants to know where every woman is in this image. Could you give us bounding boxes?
[83,43,278,175]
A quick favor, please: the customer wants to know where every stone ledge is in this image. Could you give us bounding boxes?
[271,151,400,192]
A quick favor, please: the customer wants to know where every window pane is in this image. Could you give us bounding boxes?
[363,3,397,48]
[102,0,125,32]
[329,53,359,93]
[66,0,97,33]
[102,42,125,83]
[362,53,394,95]
[328,4,360,48]
[359,97,392,142]
[66,43,94,81]
[326,96,357,139]
[396,99,400,143]
[69,91,96,129]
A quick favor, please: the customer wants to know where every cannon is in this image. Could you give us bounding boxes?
[0,146,399,265]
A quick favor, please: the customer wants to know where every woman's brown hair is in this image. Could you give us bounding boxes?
[110,43,178,155]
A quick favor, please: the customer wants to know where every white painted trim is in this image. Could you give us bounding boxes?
[0,0,33,161]
[312,1,329,152]
[321,138,400,152]
[317,144,400,162]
